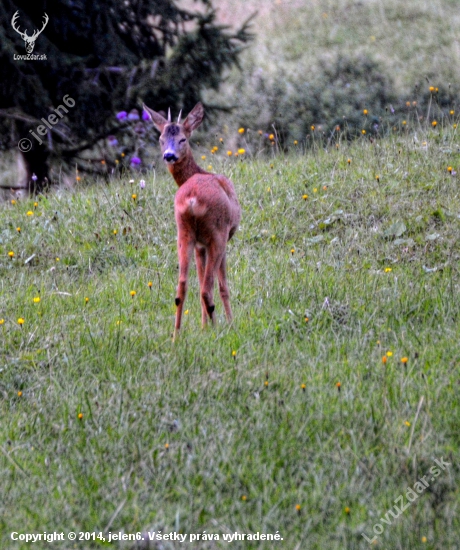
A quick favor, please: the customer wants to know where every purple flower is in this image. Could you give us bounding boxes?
[31,173,38,181]
[107,135,118,147]
[128,109,140,121]
[116,111,127,120]
[130,156,141,166]
[142,110,150,121]
[139,179,146,189]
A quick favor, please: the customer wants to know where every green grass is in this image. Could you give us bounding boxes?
[1,125,460,549]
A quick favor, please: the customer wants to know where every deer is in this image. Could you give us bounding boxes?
[143,102,241,340]
[11,11,49,54]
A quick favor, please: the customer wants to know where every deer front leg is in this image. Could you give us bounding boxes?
[174,236,194,340]
[218,253,233,322]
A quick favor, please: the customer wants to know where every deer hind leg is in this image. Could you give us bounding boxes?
[200,243,225,327]
[174,235,194,340]
[195,246,208,327]
[218,253,233,321]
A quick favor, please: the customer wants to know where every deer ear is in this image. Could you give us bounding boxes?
[183,103,204,134]
[143,104,168,132]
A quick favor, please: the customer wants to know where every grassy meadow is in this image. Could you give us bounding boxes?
[1,118,460,548]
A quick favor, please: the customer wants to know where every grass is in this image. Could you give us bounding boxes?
[1,121,460,549]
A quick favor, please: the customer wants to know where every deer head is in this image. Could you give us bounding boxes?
[11,11,49,54]
[143,103,204,165]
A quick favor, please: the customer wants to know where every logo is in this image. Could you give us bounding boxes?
[12,10,48,60]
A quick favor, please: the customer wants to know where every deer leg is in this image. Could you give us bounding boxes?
[195,246,208,327]
[218,253,233,321]
[174,236,194,340]
[200,244,224,326]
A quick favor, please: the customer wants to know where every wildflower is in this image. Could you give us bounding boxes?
[450,110,455,115]
[207,165,213,171]
[269,133,275,141]
[295,504,301,512]
[454,124,458,129]
[0,319,4,325]
[335,125,340,131]
[142,110,150,121]
[290,248,295,255]
[56,257,60,262]
[405,421,411,427]
[421,537,427,543]
[401,357,408,364]
[241,495,247,501]
[310,125,315,131]
[201,155,206,160]
[33,297,40,304]
[219,137,224,143]
[363,109,368,115]
[375,175,380,182]
[184,309,189,315]
[384,267,392,273]
[402,120,407,126]
[17,391,22,397]
[8,251,14,258]
[264,380,269,387]
[361,129,366,135]
[121,153,125,157]
[294,140,298,145]
[130,290,136,298]
[238,127,245,134]
[116,111,128,120]
[429,86,435,93]
[347,158,351,165]
[113,229,118,235]
[33,201,38,208]
[127,109,140,121]
[76,176,81,182]
[431,120,437,127]
[164,443,169,449]
[387,351,393,357]
[313,188,317,193]
[31,173,37,182]
[382,356,387,364]
[304,316,309,322]
[101,160,106,165]
[447,166,453,173]
[336,382,341,391]
[227,150,232,156]
[302,194,308,200]
[78,412,83,420]
[258,130,263,135]
[238,148,246,155]
[139,179,146,189]
[132,194,137,200]
[11,199,16,205]
[27,210,34,216]
[232,350,237,358]
[18,317,25,326]
[406,101,411,107]
[344,506,350,514]
[323,185,327,190]
[148,281,153,289]
[130,156,141,166]
[85,297,89,304]
[301,383,306,391]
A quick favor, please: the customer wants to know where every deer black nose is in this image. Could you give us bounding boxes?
[163,152,178,163]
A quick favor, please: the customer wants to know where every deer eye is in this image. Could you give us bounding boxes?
[179,138,186,144]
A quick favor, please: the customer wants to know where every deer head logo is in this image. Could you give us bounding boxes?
[11,11,49,54]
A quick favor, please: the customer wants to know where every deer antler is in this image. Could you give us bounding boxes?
[11,11,27,40]
[29,13,49,40]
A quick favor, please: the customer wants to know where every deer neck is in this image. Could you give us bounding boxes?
[168,152,207,186]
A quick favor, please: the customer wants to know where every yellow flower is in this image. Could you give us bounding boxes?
[17,317,25,325]
[361,129,366,135]
[184,309,189,315]
[78,413,83,420]
[227,150,232,156]
[301,383,306,390]
[429,86,435,92]
[113,229,118,235]
[382,356,387,364]
[269,133,275,141]
[313,188,317,193]
[85,297,89,304]
[33,201,38,208]
[238,127,245,134]
[375,175,380,182]
[17,391,23,397]
[237,148,245,155]
[302,194,308,200]
[401,357,408,364]
[8,251,14,258]
[295,504,301,512]
[336,382,341,390]
[450,110,455,115]
[241,495,247,501]
[454,124,458,129]
[11,199,16,205]
[207,165,213,171]
[405,421,411,427]
[384,267,392,273]
[344,506,350,514]
[402,120,407,126]
[363,109,368,115]
[27,210,34,216]
[448,166,453,173]
[304,316,309,323]
[264,380,269,387]
[164,443,169,449]
[387,351,393,357]
[132,194,137,200]
[33,297,40,303]
[130,290,136,297]
[16,227,21,233]
[0,319,4,325]
[290,248,295,254]
[219,137,223,143]
[232,350,237,357]
[431,120,437,127]
[201,155,206,160]
[347,158,351,165]
[148,281,153,289]
[310,125,315,131]
[421,536,427,543]
[294,140,298,145]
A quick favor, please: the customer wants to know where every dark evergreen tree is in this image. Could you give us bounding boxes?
[0,0,253,191]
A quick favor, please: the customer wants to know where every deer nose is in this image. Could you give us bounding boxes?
[163,152,178,163]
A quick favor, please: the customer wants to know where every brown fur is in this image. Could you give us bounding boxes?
[143,102,241,339]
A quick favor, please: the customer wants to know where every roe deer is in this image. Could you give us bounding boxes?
[143,102,241,339]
